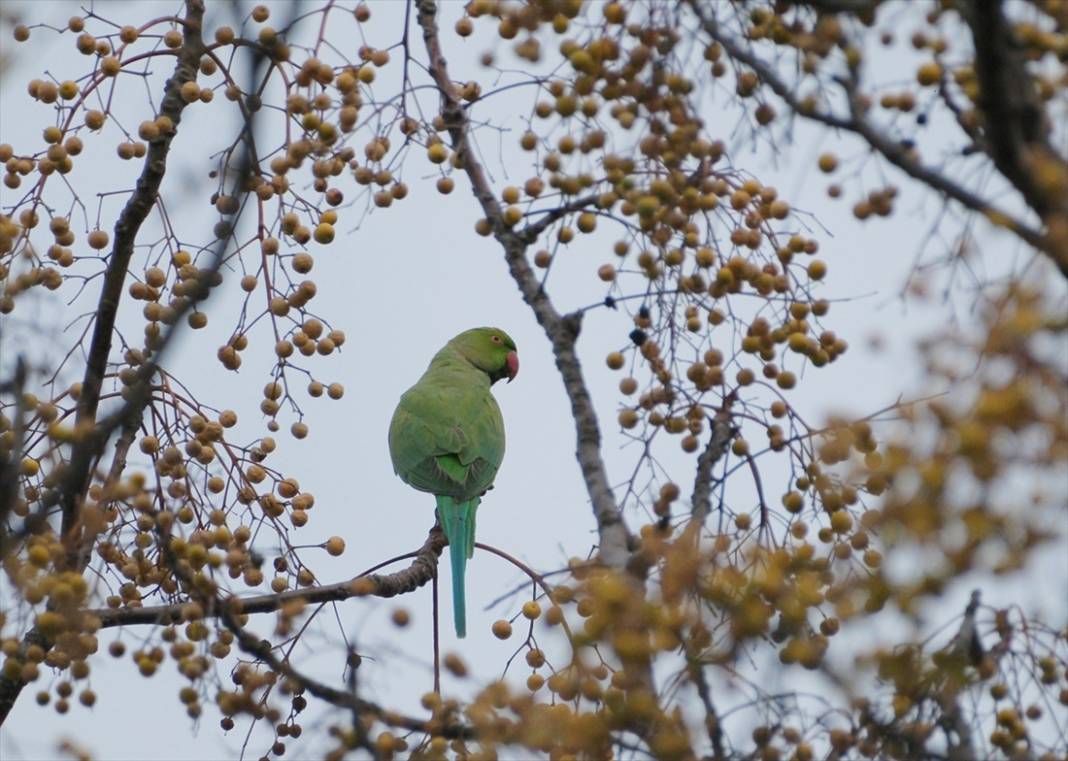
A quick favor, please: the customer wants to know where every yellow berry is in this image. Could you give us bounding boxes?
[502,206,522,226]
[313,223,334,244]
[521,600,541,620]
[427,143,448,164]
[443,653,467,677]
[830,510,853,533]
[782,492,804,513]
[88,230,109,249]
[807,260,827,280]
[916,61,942,86]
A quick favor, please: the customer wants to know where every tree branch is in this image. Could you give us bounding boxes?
[692,1,1068,278]
[1,0,270,724]
[0,358,28,530]
[963,0,1068,222]
[685,647,728,761]
[415,0,632,568]
[0,628,49,726]
[0,3,211,726]
[942,590,981,761]
[62,0,209,546]
[89,525,446,629]
[690,396,736,526]
[154,519,470,743]
[516,193,600,244]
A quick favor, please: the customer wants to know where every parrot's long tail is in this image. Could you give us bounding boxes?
[436,496,479,638]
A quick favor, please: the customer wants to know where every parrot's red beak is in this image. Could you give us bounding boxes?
[505,351,519,383]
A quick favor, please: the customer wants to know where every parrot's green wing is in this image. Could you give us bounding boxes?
[388,349,505,501]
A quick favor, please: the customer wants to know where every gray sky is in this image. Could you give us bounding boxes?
[1,1,1065,759]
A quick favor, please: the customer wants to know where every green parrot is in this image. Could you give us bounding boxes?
[388,327,518,638]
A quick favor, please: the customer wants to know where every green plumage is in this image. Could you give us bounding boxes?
[388,328,517,638]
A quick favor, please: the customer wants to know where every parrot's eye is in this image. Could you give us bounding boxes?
[491,335,502,343]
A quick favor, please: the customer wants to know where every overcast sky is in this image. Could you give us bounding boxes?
[1,2,1065,759]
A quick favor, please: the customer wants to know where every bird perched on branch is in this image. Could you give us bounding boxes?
[388,327,518,637]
